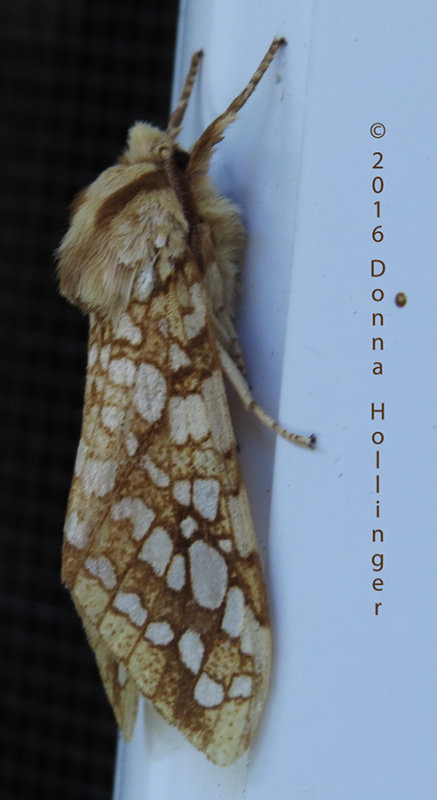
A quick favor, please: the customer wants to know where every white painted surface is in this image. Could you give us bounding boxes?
[114,1,437,797]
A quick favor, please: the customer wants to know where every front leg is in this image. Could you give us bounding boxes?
[217,342,316,448]
[212,310,248,377]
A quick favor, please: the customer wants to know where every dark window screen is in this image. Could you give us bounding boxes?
[0,2,179,798]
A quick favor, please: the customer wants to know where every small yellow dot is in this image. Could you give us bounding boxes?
[395,292,407,307]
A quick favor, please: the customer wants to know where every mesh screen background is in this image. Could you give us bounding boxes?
[0,2,179,798]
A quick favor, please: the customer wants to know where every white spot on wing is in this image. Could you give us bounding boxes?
[193,478,220,520]
[146,621,174,645]
[173,480,191,505]
[167,555,185,590]
[189,540,227,610]
[180,516,198,539]
[134,266,154,301]
[184,284,206,339]
[109,357,136,386]
[64,512,88,549]
[218,539,232,553]
[221,587,245,638]
[126,432,138,456]
[169,397,186,444]
[114,591,148,627]
[88,343,98,368]
[229,675,252,699]
[186,395,209,440]
[101,405,119,431]
[82,459,117,497]
[169,395,209,444]
[114,313,142,344]
[170,343,191,371]
[134,363,167,423]
[111,498,155,541]
[100,345,111,370]
[194,673,224,707]
[240,630,254,655]
[85,556,117,589]
[157,318,169,338]
[139,527,173,576]
[179,630,204,673]
[140,454,170,488]
[74,440,88,477]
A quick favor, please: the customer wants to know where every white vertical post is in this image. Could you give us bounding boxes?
[114,1,437,797]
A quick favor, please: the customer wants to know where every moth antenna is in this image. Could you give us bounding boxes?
[167,49,203,134]
[189,37,286,174]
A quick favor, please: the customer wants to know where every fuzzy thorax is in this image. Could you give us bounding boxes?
[57,122,245,323]
[57,125,189,317]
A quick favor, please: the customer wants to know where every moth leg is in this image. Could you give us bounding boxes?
[217,342,316,448]
[212,313,248,377]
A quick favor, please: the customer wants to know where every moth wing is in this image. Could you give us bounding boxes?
[62,243,271,764]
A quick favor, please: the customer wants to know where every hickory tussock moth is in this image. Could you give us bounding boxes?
[57,37,314,767]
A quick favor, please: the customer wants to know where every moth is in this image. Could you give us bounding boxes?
[57,37,314,767]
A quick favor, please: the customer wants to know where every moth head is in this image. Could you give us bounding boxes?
[121,123,189,171]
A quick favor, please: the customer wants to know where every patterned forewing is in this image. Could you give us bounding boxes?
[62,253,271,765]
